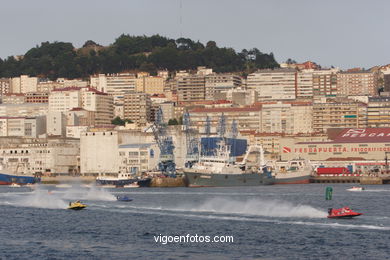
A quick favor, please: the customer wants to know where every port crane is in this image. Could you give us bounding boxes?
[147,108,176,174]
[183,111,199,168]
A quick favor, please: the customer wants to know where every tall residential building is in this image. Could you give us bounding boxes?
[177,75,206,102]
[296,70,313,99]
[312,99,367,133]
[205,73,242,100]
[135,76,165,94]
[259,102,313,134]
[90,73,137,105]
[367,96,390,127]
[123,93,151,125]
[10,75,38,93]
[337,70,378,96]
[247,69,296,101]
[312,69,339,98]
[49,87,114,125]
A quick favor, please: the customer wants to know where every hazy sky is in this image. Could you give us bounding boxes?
[1,0,389,69]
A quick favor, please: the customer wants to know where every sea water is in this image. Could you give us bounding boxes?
[0,184,389,259]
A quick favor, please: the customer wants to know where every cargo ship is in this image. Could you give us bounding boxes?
[271,159,313,184]
[184,141,275,187]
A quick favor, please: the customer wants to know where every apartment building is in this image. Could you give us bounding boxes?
[247,69,296,101]
[205,73,242,100]
[123,93,151,125]
[25,92,49,103]
[312,69,339,98]
[0,78,10,96]
[90,73,137,105]
[296,70,313,99]
[312,99,367,133]
[337,70,378,96]
[367,96,390,127]
[135,76,165,94]
[259,101,313,134]
[177,75,206,102]
[10,75,38,93]
[49,87,114,125]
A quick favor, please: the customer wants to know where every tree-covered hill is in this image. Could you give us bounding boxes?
[0,35,279,79]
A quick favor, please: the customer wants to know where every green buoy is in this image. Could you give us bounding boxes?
[325,186,333,200]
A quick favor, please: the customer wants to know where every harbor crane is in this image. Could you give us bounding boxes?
[183,111,199,168]
[147,108,176,174]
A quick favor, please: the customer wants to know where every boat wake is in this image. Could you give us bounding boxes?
[172,197,327,218]
[11,189,67,209]
[58,185,116,201]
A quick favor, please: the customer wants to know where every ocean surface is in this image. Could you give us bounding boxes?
[0,184,389,260]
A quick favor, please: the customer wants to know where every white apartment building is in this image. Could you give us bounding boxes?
[90,73,137,105]
[260,102,312,134]
[296,70,313,98]
[247,69,296,101]
[49,87,114,126]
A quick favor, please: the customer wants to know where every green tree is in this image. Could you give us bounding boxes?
[168,118,179,125]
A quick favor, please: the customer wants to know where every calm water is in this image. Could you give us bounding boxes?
[0,184,389,260]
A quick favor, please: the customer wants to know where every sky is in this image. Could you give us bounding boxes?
[0,0,389,69]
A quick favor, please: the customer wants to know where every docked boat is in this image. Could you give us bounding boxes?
[68,201,87,210]
[96,173,138,188]
[271,159,313,184]
[327,207,362,218]
[184,141,275,187]
[9,183,22,188]
[347,186,365,191]
[0,171,40,186]
[116,195,133,202]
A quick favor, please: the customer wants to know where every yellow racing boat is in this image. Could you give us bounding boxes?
[68,201,87,210]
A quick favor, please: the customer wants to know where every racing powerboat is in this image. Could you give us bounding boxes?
[68,201,87,210]
[327,207,362,218]
[116,195,133,202]
[347,186,365,191]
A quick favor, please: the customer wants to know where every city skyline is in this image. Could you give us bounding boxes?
[1,0,389,69]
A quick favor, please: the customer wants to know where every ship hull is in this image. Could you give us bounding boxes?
[184,171,275,187]
[0,173,39,185]
[274,175,311,185]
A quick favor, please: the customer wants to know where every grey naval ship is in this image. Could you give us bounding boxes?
[184,140,275,187]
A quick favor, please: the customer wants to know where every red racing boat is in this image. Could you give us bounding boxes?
[327,207,362,219]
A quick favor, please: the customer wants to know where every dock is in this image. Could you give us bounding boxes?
[311,175,390,184]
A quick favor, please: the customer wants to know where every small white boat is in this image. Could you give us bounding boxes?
[56,184,72,188]
[9,183,21,188]
[347,186,365,191]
